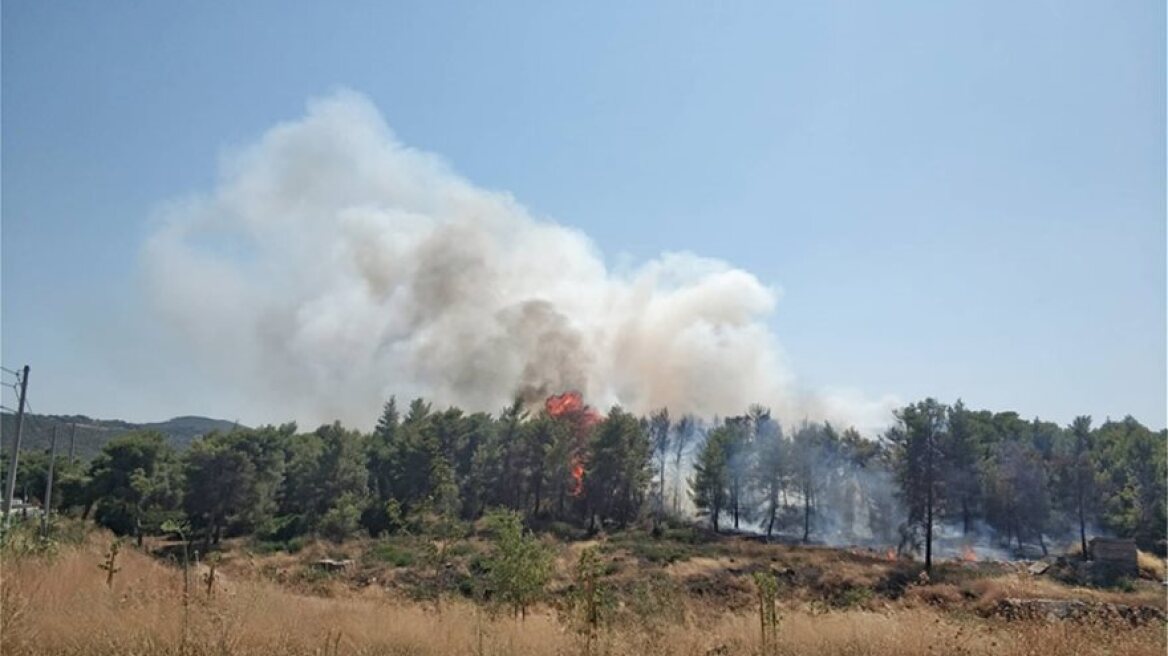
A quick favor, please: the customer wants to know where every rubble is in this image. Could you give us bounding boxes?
[986,598,1166,626]
[313,558,354,572]
[1026,560,1050,575]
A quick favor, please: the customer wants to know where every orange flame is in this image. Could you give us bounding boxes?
[885,548,896,562]
[570,461,585,496]
[545,391,601,427]
[961,545,977,563]
[546,391,600,497]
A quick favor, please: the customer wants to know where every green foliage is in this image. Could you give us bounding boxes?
[0,520,58,558]
[753,571,780,651]
[885,399,948,568]
[569,546,616,652]
[484,509,552,618]
[19,390,1160,559]
[318,493,364,543]
[281,422,369,540]
[182,427,284,545]
[87,431,178,539]
[367,541,417,567]
[585,407,652,528]
[691,427,730,532]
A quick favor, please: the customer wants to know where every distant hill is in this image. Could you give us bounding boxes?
[0,413,243,461]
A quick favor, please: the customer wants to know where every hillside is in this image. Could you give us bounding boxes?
[3,520,1165,656]
[0,412,241,461]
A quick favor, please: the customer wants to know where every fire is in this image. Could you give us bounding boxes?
[545,391,600,497]
[885,548,896,562]
[570,461,585,496]
[545,390,601,427]
[961,545,977,563]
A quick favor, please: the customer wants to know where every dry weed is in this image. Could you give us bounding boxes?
[1,535,1163,656]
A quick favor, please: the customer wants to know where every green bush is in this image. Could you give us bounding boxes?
[367,542,416,567]
[484,509,553,618]
[318,494,363,543]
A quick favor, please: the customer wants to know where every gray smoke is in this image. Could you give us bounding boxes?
[144,90,895,430]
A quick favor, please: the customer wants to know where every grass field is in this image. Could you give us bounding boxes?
[2,523,1164,656]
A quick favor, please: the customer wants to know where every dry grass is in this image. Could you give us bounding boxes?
[1,532,1164,656]
[1137,550,1166,582]
[964,573,1166,611]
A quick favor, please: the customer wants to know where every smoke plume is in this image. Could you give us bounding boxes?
[144,91,885,429]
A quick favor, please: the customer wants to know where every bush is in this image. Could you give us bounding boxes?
[318,494,362,543]
[367,542,416,568]
[484,509,553,618]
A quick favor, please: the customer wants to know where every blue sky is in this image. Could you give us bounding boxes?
[2,1,1164,429]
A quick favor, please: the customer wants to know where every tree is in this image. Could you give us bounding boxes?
[87,431,179,543]
[752,410,786,539]
[983,440,1050,554]
[943,401,983,535]
[1095,417,1167,550]
[691,427,730,532]
[281,422,369,538]
[182,428,284,548]
[517,413,556,517]
[887,399,947,571]
[671,415,697,515]
[722,417,753,530]
[368,397,400,503]
[648,408,671,521]
[790,422,824,543]
[584,407,651,529]
[1059,416,1096,556]
[183,436,259,548]
[484,509,552,619]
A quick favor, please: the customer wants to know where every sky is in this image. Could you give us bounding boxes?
[2,1,1164,431]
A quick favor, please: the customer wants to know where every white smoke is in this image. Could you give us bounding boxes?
[144,90,892,430]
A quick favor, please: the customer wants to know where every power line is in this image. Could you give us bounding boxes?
[0,367,19,377]
[2,365,30,531]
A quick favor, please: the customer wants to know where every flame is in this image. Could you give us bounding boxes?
[885,548,896,562]
[570,461,585,496]
[545,391,601,427]
[961,545,977,563]
[546,391,601,498]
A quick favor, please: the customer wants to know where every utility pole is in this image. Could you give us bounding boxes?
[42,425,58,537]
[2,365,30,531]
[69,422,77,463]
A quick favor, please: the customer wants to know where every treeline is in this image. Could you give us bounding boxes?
[693,400,1167,564]
[2,397,1164,560]
[884,400,1167,565]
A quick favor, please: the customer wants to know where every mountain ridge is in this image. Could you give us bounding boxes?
[0,412,242,461]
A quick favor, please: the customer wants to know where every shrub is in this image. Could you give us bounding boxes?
[318,494,362,543]
[368,542,416,568]
[484,509,552,619]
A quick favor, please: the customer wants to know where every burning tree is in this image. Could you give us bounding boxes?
[544,391,601,512]
[536,392,653,530]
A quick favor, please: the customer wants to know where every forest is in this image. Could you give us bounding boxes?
[3,393,1165,563]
